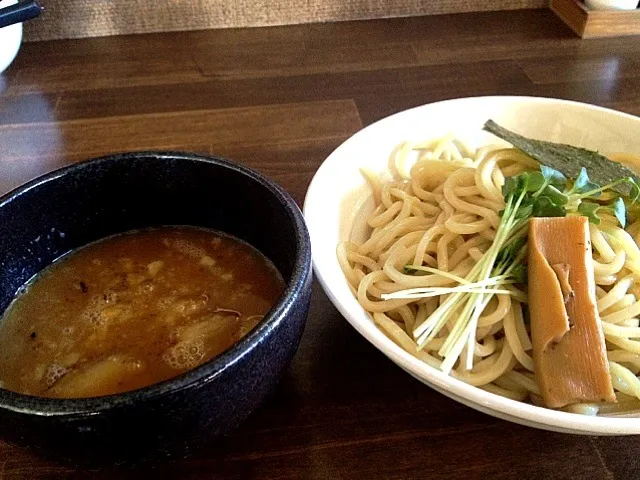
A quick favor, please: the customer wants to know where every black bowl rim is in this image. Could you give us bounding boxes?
[0,151,311,416]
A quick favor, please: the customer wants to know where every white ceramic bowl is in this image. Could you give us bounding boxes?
[585,0,638,10]
[0,0,23,75]
[304,96,640,435]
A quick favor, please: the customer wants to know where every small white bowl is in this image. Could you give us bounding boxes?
[0,0,23,75]
[304,96,640,435]
[585,0,639,10]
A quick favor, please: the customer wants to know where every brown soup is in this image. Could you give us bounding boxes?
[0,227,284,398]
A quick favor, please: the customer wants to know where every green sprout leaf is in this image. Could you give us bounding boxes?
[532,195,566,218]
[510,264,528,284]
[577,201,602,225]
[502,176,521,199]
[484,120,640,196]
[541,185,569,206]
[623,177,640,203]
[572,167,601,196]
[524,171,545,192]
[496,236,526,265]
[540,165,567,190]
[611,197,627,228]
[403,265,419,274]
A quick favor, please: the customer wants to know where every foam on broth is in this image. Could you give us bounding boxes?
[0,227,284,398]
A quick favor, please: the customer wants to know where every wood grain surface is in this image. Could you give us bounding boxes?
[24,0,546,42]
[1,8,640,479]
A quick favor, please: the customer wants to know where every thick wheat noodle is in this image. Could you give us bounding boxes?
[601,294,636,318]
[481,383,527,401]
[603,321,640,338]
[445,215,492,235]
[372,218,435,258]
[597,274,634,311]
[473,335,497,357]
[599,275,619,286]
[503,305,535,371]
[493,376,526,395]
[601,299,640,324]
[359,217,433,256]
[478,293,511,328]
[339,135,640,414]
[457,340,516,386]
[477,319,506,341]
[369,201,403,228]
[345,247,379,273]
[379,231,429,265]
[449,235,491,269]
[621,316,640,328]
[471,352,499,373]
[443,169,502,229]
[591,224,617,262]
[512,302,533,350]
[609,350,640,372]
[413,225,447,266]
[436,231,458,271]
[593,249,626,277]
[502,370,540,395]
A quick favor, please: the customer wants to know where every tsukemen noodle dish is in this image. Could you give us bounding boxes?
[0,226,284,398]
[338,119,640,416]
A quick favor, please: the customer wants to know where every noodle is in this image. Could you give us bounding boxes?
[338,135,640,414]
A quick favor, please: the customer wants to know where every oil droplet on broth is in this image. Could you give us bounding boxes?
[162,338,206,370]
[45,364,67,386]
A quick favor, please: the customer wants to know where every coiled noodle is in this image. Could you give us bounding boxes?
[338,136,640,414]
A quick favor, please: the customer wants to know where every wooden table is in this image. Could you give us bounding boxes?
[1,8,640,479]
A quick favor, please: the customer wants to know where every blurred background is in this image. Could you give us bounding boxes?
[23,0,549,41]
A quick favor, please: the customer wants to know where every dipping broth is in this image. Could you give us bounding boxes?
[0,227,284,398]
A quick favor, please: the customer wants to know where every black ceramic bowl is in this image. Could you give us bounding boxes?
[0,152,312,465]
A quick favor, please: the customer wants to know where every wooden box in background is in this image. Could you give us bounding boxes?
[551,0,640,37]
